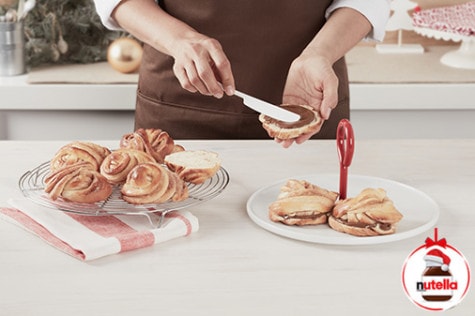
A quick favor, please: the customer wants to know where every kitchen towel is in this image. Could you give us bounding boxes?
[0,198,199,261]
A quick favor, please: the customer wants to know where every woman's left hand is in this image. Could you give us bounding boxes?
[275,52,338,148]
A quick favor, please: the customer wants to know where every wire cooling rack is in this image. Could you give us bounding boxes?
[19,161,230,227]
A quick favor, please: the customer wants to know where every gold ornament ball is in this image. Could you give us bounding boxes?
[107,38,143,74]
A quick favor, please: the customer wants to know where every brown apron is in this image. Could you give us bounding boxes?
[136,0,349,139]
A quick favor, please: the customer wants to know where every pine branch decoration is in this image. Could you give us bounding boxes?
[22,0,129,67]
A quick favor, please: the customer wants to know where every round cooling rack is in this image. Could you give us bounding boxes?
[19,161,230,227]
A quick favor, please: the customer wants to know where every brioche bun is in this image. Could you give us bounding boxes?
[259,104,322,139]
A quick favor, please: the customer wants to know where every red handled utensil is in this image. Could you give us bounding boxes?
[336,119,355,200]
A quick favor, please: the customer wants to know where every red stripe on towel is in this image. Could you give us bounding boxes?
[166,212,193,236]
[67,214,155,252]
[0,208,86,260]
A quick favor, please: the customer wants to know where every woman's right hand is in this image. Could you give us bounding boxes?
[111,0,235,98]
[169,32,235,99]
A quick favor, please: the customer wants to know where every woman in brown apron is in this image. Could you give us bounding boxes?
[107,0,387,143]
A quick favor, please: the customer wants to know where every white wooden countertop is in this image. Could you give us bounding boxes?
[0,139,473,315]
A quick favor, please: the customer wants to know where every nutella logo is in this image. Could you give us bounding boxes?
[402,228,471,311]
[417,278,458,292]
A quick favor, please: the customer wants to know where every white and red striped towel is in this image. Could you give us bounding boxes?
[0,199,199,261]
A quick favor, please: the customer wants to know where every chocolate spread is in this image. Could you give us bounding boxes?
[333,217,392,230]
[284,212,326,220]
[264,105,315,128]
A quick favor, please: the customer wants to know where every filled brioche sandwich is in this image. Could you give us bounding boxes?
[269,179,339,226]
[328,188,403,236]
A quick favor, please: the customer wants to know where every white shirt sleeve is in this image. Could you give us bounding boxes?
[94,0,391,39]
[93,0,124,30]
[326,0,391,41]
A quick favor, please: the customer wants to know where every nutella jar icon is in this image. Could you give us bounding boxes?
[420,249,455,302]
[402,228,471,311]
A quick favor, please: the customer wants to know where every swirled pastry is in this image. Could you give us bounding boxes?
[44,162,112,203]
[121,162,189,204]
[100,149,155,184]
[164,150,221,184]
[120,128,184,163]
[328,188,403,236]
[50,141,111,172]
[259,104,322,140]
[269,180,339,226]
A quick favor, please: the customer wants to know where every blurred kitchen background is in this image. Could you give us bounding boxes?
[0,0,474,140]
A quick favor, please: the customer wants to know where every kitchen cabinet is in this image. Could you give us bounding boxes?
[0,75,136,140]
[1,67,475,140]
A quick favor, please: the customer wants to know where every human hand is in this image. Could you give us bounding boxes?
[169,32,235,98]
[275,53,338,148]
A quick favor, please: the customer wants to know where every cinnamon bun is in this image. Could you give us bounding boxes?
[100,149,155,184]
[44,162,112,203]
[120,128,184,163]
[121,162,189,204]
[50,141,111,172]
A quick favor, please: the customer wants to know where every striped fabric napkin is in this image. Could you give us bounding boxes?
[0,198,199,261]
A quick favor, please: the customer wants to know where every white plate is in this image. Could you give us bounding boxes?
[246,174,439,245]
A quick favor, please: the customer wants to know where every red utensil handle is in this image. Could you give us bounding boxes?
[339,168,348,200]
[337,119,355,200]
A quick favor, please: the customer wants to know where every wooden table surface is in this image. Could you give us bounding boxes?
[0,139,473,316]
